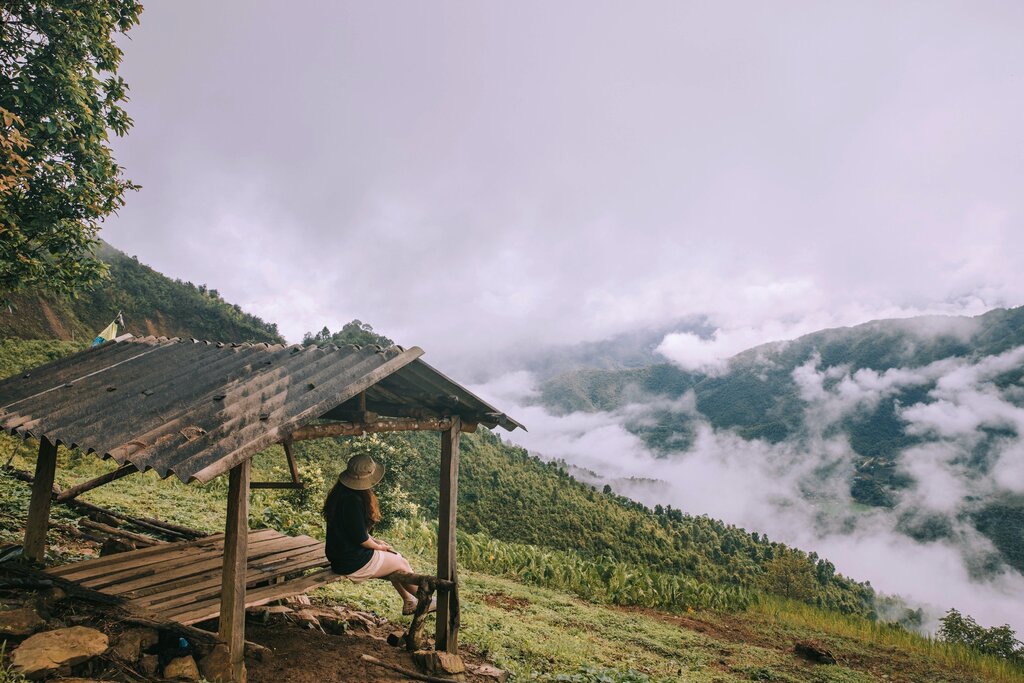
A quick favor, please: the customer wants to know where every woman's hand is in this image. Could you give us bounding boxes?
[376,540,395,553]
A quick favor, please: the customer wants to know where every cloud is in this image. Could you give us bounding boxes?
[97,1,1024,363]
[473,345,1024,632]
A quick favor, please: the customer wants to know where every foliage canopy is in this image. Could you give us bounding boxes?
[0,1,142,297]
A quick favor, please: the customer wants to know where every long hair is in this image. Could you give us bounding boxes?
[323,482,382,531]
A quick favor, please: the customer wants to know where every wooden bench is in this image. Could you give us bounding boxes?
[46,529,338,625]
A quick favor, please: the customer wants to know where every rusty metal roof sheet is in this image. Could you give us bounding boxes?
[0,336,521,484]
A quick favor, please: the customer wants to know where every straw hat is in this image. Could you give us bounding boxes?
[338,453,385,490]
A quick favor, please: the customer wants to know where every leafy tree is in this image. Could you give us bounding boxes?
[939,609,1023,661]
[303,319,394,347]
[1,1,142,297]
[762,552,818,601]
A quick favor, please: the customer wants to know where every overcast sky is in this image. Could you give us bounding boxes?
[102,1,1024,368]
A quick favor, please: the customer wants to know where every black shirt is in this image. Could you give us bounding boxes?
[324,485,375,574]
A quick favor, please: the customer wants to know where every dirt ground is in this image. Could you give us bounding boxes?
[247,619,497,683]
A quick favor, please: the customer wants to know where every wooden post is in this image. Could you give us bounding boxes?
[435,416,461,653]
[218,459,250,683]
[24,437,58,563]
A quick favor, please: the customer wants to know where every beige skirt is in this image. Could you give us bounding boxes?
[343,549,385,583]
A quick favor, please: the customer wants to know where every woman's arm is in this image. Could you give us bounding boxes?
[360,537,393,552]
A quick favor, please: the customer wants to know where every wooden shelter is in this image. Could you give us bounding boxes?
[0,336,522,681]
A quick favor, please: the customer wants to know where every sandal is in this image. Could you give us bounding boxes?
[402,596,438,615]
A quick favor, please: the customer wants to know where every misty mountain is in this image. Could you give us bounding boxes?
[537,308,1024,574]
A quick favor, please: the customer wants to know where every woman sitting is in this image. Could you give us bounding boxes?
[323,453,434,615]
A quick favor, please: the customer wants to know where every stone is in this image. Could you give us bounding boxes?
[99,537,136,556]
[199,644,244,683]
[413,650,466,677]
[111,627,159,662]
[163,655,201,680]
[794,640,838,665]
[319,616,348,636]
[37,586,68,608]
[293,609,321,630]
[246,605,292,624]
[139,654,160,676]
[386,630,406,647]
[0,606,46,637]
[468,663,510,682]
[10,626,109,680]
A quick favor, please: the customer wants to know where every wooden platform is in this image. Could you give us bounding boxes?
[45,529,343,625]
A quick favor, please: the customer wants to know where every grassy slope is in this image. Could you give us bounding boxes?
[0,453,1017,683]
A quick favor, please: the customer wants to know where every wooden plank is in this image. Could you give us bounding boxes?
[54,529,279,582]
[47,533,227,577]
[24,437,58,563]
[56,463,139,501]
[122,541,325,601]
[250,481,306,490]
[96,535,320,594]
[170,567,341,625]
[435,417,461,653]
[131,546,327,608]
[218,459,250,682]
[131,548,329,611]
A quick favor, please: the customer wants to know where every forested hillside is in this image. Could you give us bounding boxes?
[0,242,282,343]
[538,307,1024,574]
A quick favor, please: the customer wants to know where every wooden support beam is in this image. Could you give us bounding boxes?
[24,437,58,563]
[288,417,456,442]
[57,463,138,501]
[218,460,250,683]
[282,442,300,484]
[249,481,306,490]
[435,416,461,654]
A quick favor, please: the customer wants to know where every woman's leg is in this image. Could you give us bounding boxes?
[372,551,418,602]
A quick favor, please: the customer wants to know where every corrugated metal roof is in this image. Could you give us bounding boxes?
[0,336,521,484]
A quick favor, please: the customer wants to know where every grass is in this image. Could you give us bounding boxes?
[2,442,1023,682]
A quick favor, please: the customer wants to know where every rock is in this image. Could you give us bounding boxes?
[37,586,68,608]
[386,630,406,647]
[111,627,159,662]
[164,654,201,680]
[413,650,466,678]
[319,616,348,635]
[139,654,160,676]
[99,537,136,556]
[794,640,838,665]
[11,626,109,680]
[0,606,46,637]
[247,605,292,624]
[468,664,509,682]
[199,644,244,683]
[293,609,321,630]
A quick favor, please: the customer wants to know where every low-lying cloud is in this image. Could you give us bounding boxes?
[473,347,1024,634]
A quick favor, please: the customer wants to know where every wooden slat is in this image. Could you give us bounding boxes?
[86,533,314,592]
[47,532,228,578]
[104,535,321,594]
[132,548,329,611]
[170,567,341,625]
[55,529,279,583]
[123,542,325,601]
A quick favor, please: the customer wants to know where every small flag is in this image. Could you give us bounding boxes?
[92,312,123,347]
